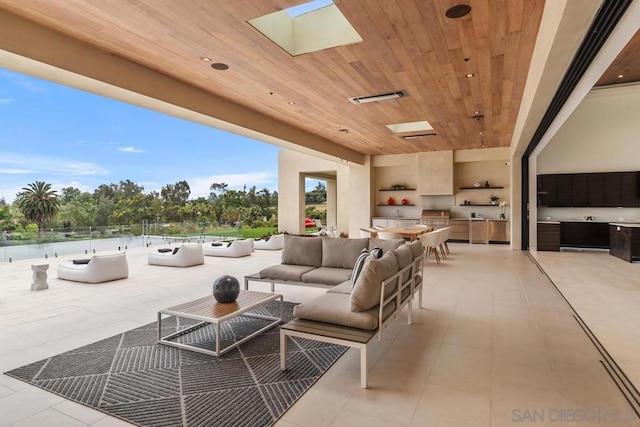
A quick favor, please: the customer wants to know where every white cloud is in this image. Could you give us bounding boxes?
[0,152,108,176]
[189,172,277,199]
[0,71,48,92]
[0,168,35,174]
[0,98,14,104]
[118,146,143,153]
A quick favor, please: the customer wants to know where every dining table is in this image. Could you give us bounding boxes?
[374,226,433,241]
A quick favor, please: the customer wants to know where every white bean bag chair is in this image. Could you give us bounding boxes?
[57,252,129,284]
[253,233,284,250]
[148,243,204,267]
[203,239,253,258]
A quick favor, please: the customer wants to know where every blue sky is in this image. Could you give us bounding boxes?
[0,67,323,203]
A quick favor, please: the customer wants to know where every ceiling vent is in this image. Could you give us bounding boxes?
[348,90,406,104]
[400,133,436,140]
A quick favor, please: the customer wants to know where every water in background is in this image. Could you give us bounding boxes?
[0,235,223,263]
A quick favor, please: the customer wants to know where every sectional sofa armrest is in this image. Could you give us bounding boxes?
[377,261,416,339]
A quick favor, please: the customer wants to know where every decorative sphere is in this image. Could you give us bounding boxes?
[213,275,240,303]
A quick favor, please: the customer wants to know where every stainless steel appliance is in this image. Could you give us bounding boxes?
[421,210,451,229]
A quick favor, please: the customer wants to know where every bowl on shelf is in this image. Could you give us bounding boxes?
[474,182,481,188]
[401,198,409,205]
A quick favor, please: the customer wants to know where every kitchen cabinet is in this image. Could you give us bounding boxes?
[537,222,560,251]
[560,222,609,249]
[537,172,639,207]
[556,174,572,207]
[571,174,588,207]
[537,174,557,207]
[470,219,488,244]
[609,224,640,262]
[587,173,605,207]
[450,219,469,241]
[488,220,509,243]
[417,151,453,195]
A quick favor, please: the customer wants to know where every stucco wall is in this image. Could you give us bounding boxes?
[278,150,371,236]
[538,84,640,173]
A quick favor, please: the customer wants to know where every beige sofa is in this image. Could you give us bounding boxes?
[253,233,284,250]
[279,237,424,388]
[57,252,129,284]
[147,243,204,267]
[244,235,407,291]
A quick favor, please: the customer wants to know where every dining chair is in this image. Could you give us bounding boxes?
[359,228,373,238]
[439,226,451,255]
[373,225,387,231]
[418,231,442,264]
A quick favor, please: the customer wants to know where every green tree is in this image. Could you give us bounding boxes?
[161,180,190,221]
[16,181,61,238]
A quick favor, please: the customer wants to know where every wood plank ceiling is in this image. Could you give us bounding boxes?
[595,29,640,87]
[0,0,545,156]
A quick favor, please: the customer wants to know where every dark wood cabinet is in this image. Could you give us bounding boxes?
[556,174,573,207]
[609,224,640,262]
[537,175,557,207]
[560,222,609,249]
[604,173,622,207]
[537,222,560,251]
[620,172,639,207]
[538,171,639,208]
[571,174,588,207]
[587,173,605,206]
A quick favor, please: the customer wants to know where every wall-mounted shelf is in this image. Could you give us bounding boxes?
[378,188,416,191]
[377,204,416,206]
[459,204,499,206]
[459,186,504,189]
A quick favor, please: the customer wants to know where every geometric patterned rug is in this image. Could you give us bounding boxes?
[4,301,347,427]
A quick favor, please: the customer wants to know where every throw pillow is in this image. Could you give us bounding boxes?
[172,247,179,255]
[157,248,172,253]
[72,258,90,265]
[350,248,370,287]
[211,242,223,246]
[370,247,383,259]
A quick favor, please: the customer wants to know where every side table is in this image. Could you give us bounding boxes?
[31,264,49,290]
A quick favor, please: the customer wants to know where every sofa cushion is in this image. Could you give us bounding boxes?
[327,280,352,295]
[321,237,369,269]
[301,267,352,286]
[408,240,423,259]
[370,247,383,259]
[281,235,322,267]
[259,264,316,282]
[394,244,414,283]
[350,251,399,312]
[368,238,405,253]
[350,248,369,285]
[293,293,396,330]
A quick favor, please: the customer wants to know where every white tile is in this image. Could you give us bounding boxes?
[10,408,87,427]
[0,386,65,426]
[53,400,106,425]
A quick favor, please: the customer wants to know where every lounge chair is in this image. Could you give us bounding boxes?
[57,252,129,283]
[253,233,284,250]
[203,239,253,257]
[148,243,204,267]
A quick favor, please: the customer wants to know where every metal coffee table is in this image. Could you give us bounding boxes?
[158,290,283,356]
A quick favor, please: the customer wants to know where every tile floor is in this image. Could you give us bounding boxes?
[0,243,637,426]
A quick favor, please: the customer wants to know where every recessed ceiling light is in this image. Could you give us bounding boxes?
[200,56,212,62]
[466,73,474,78]
[445,4,472,19]
[211,63,229,70]
[618,74,624,78]
[474,110,480,114]
[288,101,296,105]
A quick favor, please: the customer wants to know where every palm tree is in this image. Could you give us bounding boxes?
[16,181,61,238]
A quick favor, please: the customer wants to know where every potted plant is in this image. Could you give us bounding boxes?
[490,195,499,205]
[499,201,507,219]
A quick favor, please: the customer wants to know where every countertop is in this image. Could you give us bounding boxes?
[610,223,640,228]
[452,218,509,221]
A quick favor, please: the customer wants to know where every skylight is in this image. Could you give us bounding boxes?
[248,1,362,56]
[386,121,434,133]
[285,0,334,18]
